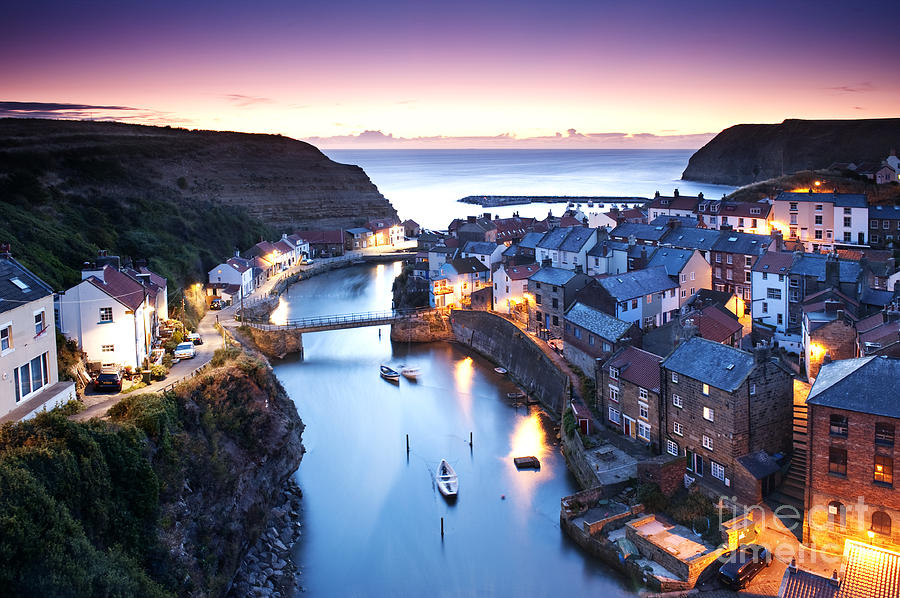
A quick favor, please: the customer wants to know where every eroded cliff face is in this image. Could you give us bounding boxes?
[0,118,396,230]
[682,118,900,186]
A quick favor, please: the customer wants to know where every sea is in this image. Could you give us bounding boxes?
[322,149,737,230]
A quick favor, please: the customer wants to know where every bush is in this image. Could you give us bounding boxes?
[150,364,167,381]
[636,482,667,512]
[562,407,577,439]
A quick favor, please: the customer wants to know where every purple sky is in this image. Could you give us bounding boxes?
[3,0,898,147]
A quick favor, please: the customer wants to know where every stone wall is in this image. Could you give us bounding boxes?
[560,423,604,489]
[638,456,686,497]
[243,326,305,360]
[390,312,455,343]
[450,310,569,415]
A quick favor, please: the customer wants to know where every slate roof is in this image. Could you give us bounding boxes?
[660,226,722,251]
[607,346,662,393]
[564,302,632,341]
[298,230,344,244]
[860,287,895,307]
[698,199,772,219]
[536,227,572,250]
[598,266,676,301]
[609,222,669,242]
[710,231,772,256]
[869,205,900,220]
[649,215,699,228]
[837,540,900,598]
[346,227,372,235]
[85,265,146,311]
[778,567,838,598]
[737,451,781,480]
[0,256,53,315]
[226,257,251,273]
[646,248,695,276]
[752,251,794,274]
[647,193,702,212]
[519,231,545,250]
[775,191,868,208]
[463,241,500,256]
[505,263,540,281]
[587,240,629,257]
[448,257,489,274]
[274,239,295,253]
[790,254,862,283]
[807,356,900,418]
[530,266,579,286]
[694,305,742,344]
[661,336,756,392]
[559,227,596,252]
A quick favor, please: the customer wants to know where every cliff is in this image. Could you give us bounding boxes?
[0,348,304,597]
[682,118,900,186]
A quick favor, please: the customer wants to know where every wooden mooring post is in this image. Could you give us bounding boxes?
[441,517,444,537]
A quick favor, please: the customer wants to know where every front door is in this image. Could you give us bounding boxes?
[623,416,636,439]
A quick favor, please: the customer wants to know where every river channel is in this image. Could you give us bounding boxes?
[273,263,636,596]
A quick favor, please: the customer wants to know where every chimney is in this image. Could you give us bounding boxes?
[788,558,797,574]
[825,253,839,287]
[467,215,476,223]
[235,248,241,258]
[483,212,491,221]
[673,188,680,197]
[829,571,839,587]
[0,242,10,258]
[697,192,704,199]
[654,191,660,198]
[754,342,772,364]
[836,309,844,322]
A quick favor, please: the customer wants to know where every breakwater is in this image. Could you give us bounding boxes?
[458,195,650,208]
[450,310,569,416]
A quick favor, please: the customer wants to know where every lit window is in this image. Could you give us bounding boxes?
[702,383,710,396]
[703,435,713,450]
[875,455,893,486]
[673,421,683,436]
[703,406,714,421]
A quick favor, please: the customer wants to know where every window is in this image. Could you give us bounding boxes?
[646,294,652,304]
[828,501,846,528]
[609,366,619,379]
[703,406,714,421]
[815,204,823,212]
[603,342,611,352]
[702,384,710,396]
[702,435,713,450]
[844,232,851,242]
[13,351,50,403]
[885,221,891,230]
[874,455,893,486]
[671,372,679,383]
[875,423,895,446]
[829,447,847,476]
[777,314,783,325]
[715,267,721,277]
[552,315,559,326]
[631,299,638,310]
[535,294,542,305]
[843,207,851,215]
[762,272,768,280]
[666,439,679,456]
[552,297,559,309]
[639,387,648,400]
[745,256,752,267]
[871,511,892,536]
[750,383,757,396]
[814,230,823,240]
[745,271,751,283]
[673,421,683,436]
[767,288,782,300]
[588,335,594,346]
[34,311,45,335]
[672,394,683,408]
[680,289,687,298]
[790,214,798,225]
[0,324,10,352]
[844,217,852,228]
[711,461,725,481]
[608,407,621,424]
[815,215,823,225]
[726,254,733,265]
[762,302,768,313]
[872,234,880,243]
[573,327,581,339]
[609,386,619,402]
[789,202,798,211]
[726,270,732,281]
[751,218,757,228]
[638,422,651,441]
[715,253,722,263]
[639,402,649,420]
[99,307,113,322]
[871,220,879,229]
[829,414,848,437]
[101,344,114,353]
[681,273,687,283]
[536,282,541,289]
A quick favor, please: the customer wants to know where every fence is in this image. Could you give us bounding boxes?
[239,307,438,331]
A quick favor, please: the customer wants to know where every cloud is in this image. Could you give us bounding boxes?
[306,128,716,149]
[223,94,274,107]
[825,82,874,93]
[0,101,142,119]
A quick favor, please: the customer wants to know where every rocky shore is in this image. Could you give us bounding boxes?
[229,478,305,598]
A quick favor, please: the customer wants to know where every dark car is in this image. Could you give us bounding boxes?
[209,298,223,310]
[94,368,123,392]
[717,544,772,589]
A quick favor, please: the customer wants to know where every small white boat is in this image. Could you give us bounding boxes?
[400,365,420,380]
[494,367,508,375]
[436,459,458,497]
[380,365,400,381]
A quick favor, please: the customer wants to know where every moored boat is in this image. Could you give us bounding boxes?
[436,459,458,497]
[400,365,420,380]
[494,367,508,375]
[380,365,400,381]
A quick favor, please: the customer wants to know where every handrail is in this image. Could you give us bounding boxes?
[238,306,442,330]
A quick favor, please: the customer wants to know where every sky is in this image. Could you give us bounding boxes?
[2,0,898,148]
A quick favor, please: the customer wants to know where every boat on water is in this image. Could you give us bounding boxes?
[380,365,400,381]
[436,459,458,497]
[494,367,508,375]
[514,456,541,469]
[400,365,420,380]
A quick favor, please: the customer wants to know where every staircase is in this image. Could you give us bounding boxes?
[766,398,807,539]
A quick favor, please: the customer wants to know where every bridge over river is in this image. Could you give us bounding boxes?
[240,307,439,334]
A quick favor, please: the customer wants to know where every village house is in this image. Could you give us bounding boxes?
[367,218,404,246]
[855,160,896,185]
[273,233,301,270]
[492,216,534,244]
[402,219,420,238]
[647,190,703,221]
[526,266,592,338]
[771,192,868,251]
[598,346,663,451]
[208,255,254,298]
[562,301,639,376]
[57,258,157,372]
[661,338,793,504]
[709,230,774,301]
[426,245,457,279]
[585,239,628,277]
[608,222,670,247]
[461,241,504,268]
[286,234,310,261]
[786,253,863,343]
[516,231,544,262]
[244,240,280,274]
[345,227,373,250]
[646,248,711,308]
[493,263,539,315]
[868,204,900,248]
[751,251,794,349]
[695,199,773,235]
[416,231,442,251]
[856,310,900,357]
[429,257,490,309]
[592,266,679,329]
[804,356,900,552]
[453,215,498,244]
[0,248,75,422]
[801,290,861,380]
[298,230,345,257]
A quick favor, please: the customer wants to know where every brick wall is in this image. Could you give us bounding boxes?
[599,367,663,452]
[807,319,859,380]
[806,404,900,550]
[637,456,685,496]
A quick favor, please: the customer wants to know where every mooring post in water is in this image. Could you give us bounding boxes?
[441,517,444,537]
[469,432,473,448]
[406,434,409,453]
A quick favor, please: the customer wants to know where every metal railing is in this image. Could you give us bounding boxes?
[239,306,440,331]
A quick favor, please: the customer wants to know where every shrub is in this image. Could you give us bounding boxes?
[562,407,577,439]
[150,364,167,381]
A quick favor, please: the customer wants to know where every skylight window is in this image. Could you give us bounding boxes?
[10,277,29,291]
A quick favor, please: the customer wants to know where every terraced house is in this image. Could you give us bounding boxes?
[593,266,678,329]
[598,346,663,451]
[661,338,793,504]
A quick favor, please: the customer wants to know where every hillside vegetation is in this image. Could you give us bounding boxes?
[0,348,304,597]
[683,118,900,186]
[726,169,900,205]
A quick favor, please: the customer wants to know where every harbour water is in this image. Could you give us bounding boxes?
[323,149,736,229]
[275,263,637,596]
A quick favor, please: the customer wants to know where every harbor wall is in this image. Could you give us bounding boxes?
[450,310,569,416]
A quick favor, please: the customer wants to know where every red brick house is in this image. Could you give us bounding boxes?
[598,346,663,452]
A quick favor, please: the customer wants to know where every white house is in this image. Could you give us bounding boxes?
[596,266,679,329]
[57,264,154,371]
[0,251,75,422]
[493,263,540,314]
[771,192,868,251]
[461,241,505,268]
[750,251,797,351]
[209,256,254,298]
[646,248,711,308]
[535,226,597,271]
[586,240,628,277]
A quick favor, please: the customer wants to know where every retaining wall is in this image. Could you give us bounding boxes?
[450,310,569,416]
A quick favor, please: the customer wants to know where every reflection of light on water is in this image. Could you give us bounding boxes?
[393,261,402,275]
[375,263,385,281]
[454,357,474,419]
[269,296,289,326]
[506,412,549,509]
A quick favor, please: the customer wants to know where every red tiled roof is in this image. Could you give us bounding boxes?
[274,240,294,253]
[86,265,146,311]
[648,195,701,212]
[608,346,662,393]
[506,263,540,280]
[694,305,742,344]
[559,215,585,227]
[226,257,251,273]
[837,540,900,598]
[571,401,591,420]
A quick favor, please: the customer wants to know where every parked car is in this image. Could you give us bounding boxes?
[717,544,772,589]
[94,367,123,392]
[187,332,203,345]
[174,342,196,360]
[301,258,315,265]
[209,298,223,310]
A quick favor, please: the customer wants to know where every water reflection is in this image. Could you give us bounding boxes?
[269,296,289,325]
[506,411,551,510]
[453,356,474,421]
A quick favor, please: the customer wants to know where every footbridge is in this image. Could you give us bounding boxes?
[240,307,439,334]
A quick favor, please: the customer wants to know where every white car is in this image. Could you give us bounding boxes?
[174,342,196,359]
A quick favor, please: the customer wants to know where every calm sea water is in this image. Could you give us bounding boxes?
[323,149,735,229]
[275,263,638,597]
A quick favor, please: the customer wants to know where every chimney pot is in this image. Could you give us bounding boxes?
[829,571,839,587]
[673,189,680,197]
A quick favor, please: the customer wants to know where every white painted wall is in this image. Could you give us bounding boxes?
[0,294,59,417]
